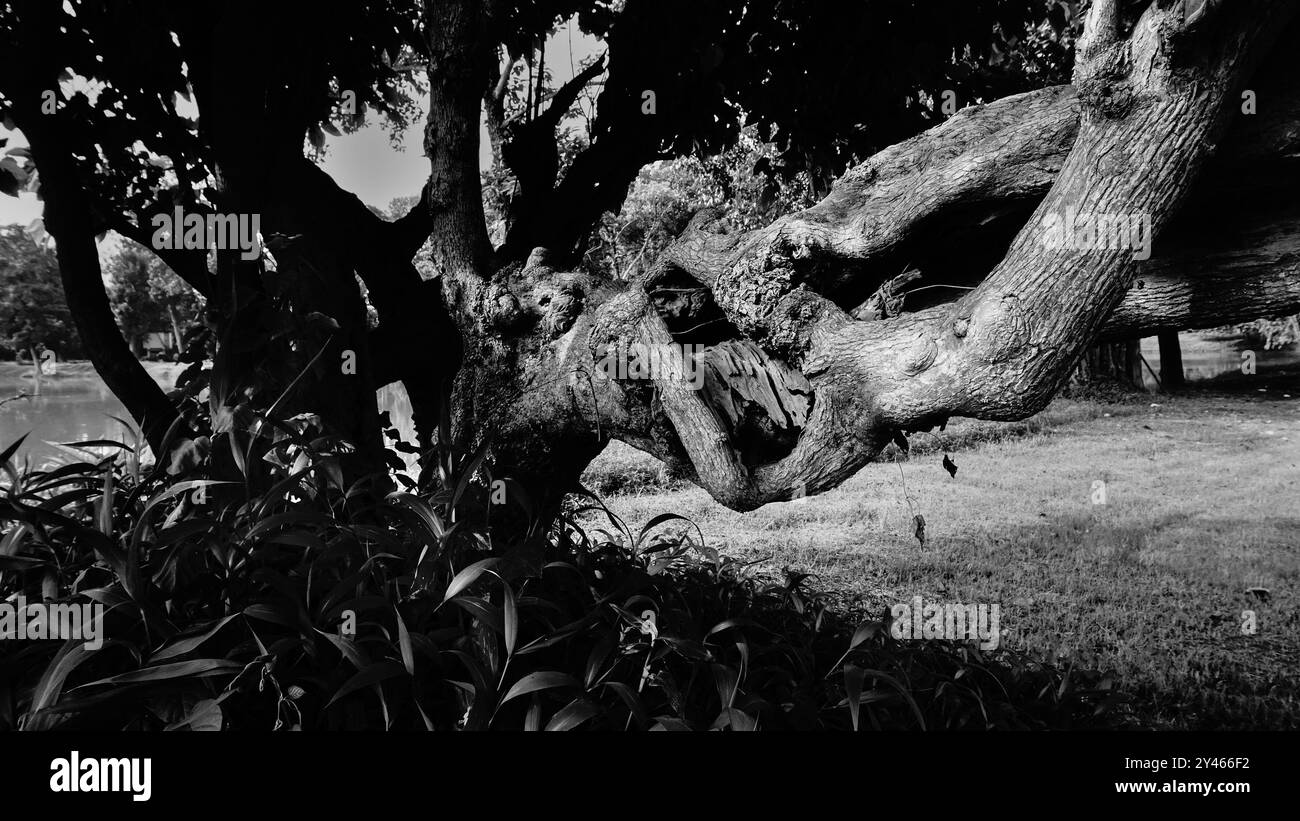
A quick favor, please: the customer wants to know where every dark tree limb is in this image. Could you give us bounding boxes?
[276,160,459,447]
[106,203,215,299]
[17,106,192,456]
[491,53,608,248]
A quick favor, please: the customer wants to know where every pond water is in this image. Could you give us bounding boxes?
[2,331,1296,468]
[0,361,417,469]
[1138,331,1300,389]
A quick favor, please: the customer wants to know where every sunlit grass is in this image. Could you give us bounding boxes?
[581,390,1300,728]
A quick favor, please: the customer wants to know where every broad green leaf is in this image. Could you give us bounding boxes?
[499,671,579,707]
[395,608,416,676]
[77,659,242,689]
[502,581,518,657]
[545,699,602,731]
[149,614,240,663]
[442,557,500,603]
[844,663,866,731]
[325,661,407,709]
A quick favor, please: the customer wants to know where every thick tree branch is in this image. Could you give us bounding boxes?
[590,0,1299,510]
[107,203,214,299]
[1103,200,1300,339]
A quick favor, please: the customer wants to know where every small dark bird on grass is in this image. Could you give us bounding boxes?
[1245,587,1271,603]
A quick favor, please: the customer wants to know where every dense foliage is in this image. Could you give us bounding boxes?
[0,224,82,361]
[105,240,205,359]
[0,397,1129,731]
[1234,315,1300,351]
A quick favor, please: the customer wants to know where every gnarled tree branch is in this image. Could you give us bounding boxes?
[582,0,1298,510]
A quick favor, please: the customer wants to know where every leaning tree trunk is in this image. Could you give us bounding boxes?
[433,0,1299,515]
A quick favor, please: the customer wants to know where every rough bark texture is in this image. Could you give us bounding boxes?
[424,0,494,280]
[13,0,1300,520]
[1103,199,1300,338]
[446,0,1300,514]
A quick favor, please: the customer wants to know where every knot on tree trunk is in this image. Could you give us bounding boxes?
[967,294,1032,364]
[483,251,593,340]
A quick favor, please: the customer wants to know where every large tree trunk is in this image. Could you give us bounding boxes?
[438,0,1299,515]
[180,1,400,483]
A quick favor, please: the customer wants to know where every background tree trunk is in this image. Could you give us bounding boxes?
[168,307,183,359]
[1157,331,1185,391]
[28,347,42,396]
[1075,340,1145,389]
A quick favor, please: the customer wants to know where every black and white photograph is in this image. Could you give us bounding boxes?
[0,0,1295,805]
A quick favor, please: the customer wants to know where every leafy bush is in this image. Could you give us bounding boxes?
[1233,315,1300,351]
[0,406,1133,731]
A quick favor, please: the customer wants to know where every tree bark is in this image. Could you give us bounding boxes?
[1157,331,1185,390]
[1075,340,1145,389]
[176,3,395,480]
[13,0,1300,521]
[452,0,1300,513]
[424,0,494,281]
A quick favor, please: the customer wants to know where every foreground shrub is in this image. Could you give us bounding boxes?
[0,412,1131,731]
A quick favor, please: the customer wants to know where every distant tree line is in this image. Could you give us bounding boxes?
[0,226,203,363]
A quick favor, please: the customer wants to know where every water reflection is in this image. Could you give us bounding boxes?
[1139,332,1300,388]
[1,362,422,471]
[0,363,167,468]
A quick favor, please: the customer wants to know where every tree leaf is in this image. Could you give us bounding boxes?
[0,433,29,469]
[30,638,100,712]
[325,661,407,709]
[316,628,371,670]
[77,659,243,689]
[849,620,881,650]
[502,581,518,657]
[545,698,602,731]
[442,557,500,602]
[395,608,416,676]
[149,614,240,662]
[448,597,503,634]
[166,698,223,731]
[844,663,865,731]
[499,671,579,707]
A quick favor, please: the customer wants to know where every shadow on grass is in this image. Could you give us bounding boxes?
[875,511,1300,730]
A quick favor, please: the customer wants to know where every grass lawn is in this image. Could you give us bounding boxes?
[579,375,1300,729]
